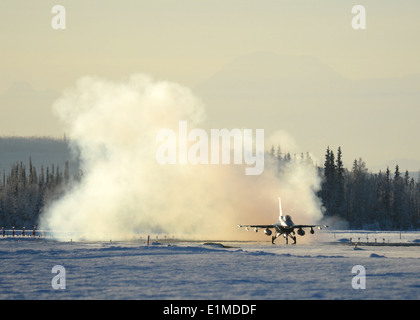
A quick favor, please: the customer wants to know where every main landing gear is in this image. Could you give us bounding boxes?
[272,233,296,245]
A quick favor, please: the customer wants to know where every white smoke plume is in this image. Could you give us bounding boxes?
[39,74,324,241]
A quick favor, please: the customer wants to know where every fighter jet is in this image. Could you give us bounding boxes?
[238,198,328,244]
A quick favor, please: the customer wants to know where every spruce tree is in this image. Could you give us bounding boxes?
[392,165,404,229]
[335,147,345,218]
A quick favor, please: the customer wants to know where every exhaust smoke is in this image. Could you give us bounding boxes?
[39,74,323,241]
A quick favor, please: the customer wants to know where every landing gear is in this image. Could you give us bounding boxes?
[271,235,277,244]
[272,233,297,245]
[285,234,297,245]
[271,232,281,244]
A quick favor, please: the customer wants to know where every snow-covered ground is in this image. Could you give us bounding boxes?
[1,231,419,300]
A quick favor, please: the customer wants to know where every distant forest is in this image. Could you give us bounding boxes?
[0,137,80,229]
[268,146,420,230]
[1,137,419,230]
[0,158,82,228]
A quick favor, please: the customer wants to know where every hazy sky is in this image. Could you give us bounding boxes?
[1,0,420,170]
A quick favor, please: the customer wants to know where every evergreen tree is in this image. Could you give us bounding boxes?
[335,147,345,218]
[321,147,332,216]
[392,165,405,229]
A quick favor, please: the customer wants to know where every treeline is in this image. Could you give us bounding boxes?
[2,146,420,231]
[320,147,420,229]
[0,158,81,228]
[268,146,420,230]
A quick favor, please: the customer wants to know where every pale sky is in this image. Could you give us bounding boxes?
[1,0,420,171]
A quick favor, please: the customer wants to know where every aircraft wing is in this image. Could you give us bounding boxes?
[292,224,328,229]
[237,224,277,229]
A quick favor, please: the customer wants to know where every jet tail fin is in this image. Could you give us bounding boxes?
[278,197,283,220]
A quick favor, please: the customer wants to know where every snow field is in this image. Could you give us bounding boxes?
[1,232,419,300]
